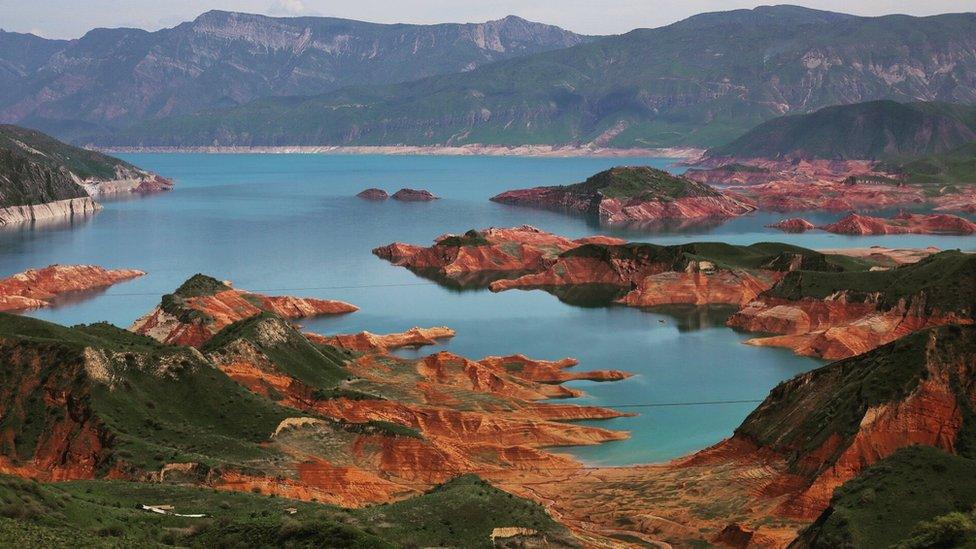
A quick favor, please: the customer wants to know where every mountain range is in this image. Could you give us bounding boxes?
[0,11,588,139]
[79,6,976,149]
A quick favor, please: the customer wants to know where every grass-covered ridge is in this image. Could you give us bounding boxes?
[737,325,976,477]
[795,446,976,548]
[766,250,976,315]
[0,473,572,548]
[203,312,353,392]
[435,229,491,247]
[882,141,976,186]
[707,100,976,161]
[0,124,134,181]
[0,313,294,472]
[562,241,872,273]
[559,166,721,200]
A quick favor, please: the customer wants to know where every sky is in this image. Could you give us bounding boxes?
[2,0,974,38]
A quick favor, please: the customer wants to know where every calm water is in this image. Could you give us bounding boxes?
[1,154,972,465]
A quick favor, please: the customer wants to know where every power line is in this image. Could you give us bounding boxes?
[74,281,439,297]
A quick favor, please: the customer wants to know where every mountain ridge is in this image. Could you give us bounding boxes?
[91,6,976,148]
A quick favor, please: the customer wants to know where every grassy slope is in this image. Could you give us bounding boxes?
[738,325,976,476]
[766,250,976,315]
[708,100,976,160]
[794,446,976,548]
[0,124,132,180]
[202,313,353,392]
[883,140,976,185]
[559,166,720,200]
[563,241,872,273]
[0,313,294,472]
[0,474,571,548]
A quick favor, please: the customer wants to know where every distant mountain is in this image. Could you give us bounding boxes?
[708,100,976,160]
[99,6,976,148]
[0,11,590,137]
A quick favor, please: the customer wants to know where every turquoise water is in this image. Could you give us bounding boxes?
[1,154,972,465]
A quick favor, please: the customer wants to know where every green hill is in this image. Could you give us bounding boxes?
[881,140,976,185]
[737,325,976,481]
[707,101,976,160]
[0,473,573,548]
[561,166,721,200]
[97,7,976,148]
[765,250,976,316]
[792,446,976,548]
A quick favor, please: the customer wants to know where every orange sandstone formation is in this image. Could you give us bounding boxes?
[129,274,357,347]
[766,218,815,232]
[0,264,144,312]
[374,225,624,281]
[728,250,974,359]
[820,211,976,235]
[309,326,456,352]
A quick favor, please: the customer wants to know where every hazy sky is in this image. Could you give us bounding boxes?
[3,0,974,38]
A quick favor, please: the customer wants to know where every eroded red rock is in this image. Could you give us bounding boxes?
[0,264,144,312]
[820,212,976,235]
[766,218,815,233]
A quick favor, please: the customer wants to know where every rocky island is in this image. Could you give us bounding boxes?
[391,188,438,201]
[0,125,172,225]
[0,264,145,312]
[490,166,755,225]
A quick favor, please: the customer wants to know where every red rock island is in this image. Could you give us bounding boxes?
[491,166,755,224]
[0,264,145,312]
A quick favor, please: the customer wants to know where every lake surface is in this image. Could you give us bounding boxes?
[2,154,973,465]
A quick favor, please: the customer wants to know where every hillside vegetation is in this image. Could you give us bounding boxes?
[707,100,976,160]
[0,473,572,548]
[96,7,976,148]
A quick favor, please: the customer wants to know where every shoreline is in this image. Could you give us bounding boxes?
[98,144,704,159]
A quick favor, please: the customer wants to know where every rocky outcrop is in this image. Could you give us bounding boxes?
[491,166,755,224]
[488,241,859,311]
[310,326,455,352]
[356,188,389,200]
[392,188,438,201]
[767,218,815,232]
[728,250,975,359]
[688,158,932,212]
[820,212,976,235]
[130,274,357,347]
[0,264,144,312]
[374,225,624,282]
[725,326,976,519]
